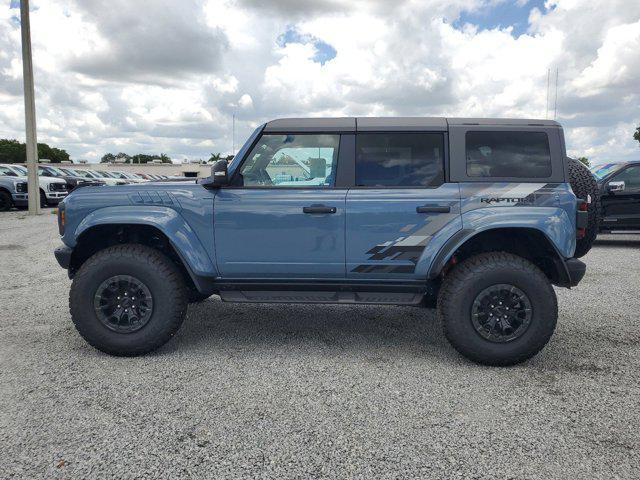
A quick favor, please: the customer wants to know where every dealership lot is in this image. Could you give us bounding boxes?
[1,210,638,478]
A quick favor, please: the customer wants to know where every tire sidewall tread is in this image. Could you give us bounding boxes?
[438,252,558,366]
[69,244,188,356]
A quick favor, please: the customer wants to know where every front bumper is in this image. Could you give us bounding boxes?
[45,192,68,203]
[12,193,28,207]
[54,245,73,270]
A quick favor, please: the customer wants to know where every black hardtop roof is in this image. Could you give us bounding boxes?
[263,117,561,132]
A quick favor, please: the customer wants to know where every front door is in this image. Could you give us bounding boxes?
[214,132,347,278]
[345,132,461,280]
[601,165,640,229]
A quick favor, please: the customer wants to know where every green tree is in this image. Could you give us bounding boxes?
[0,139,69,163]
[634,126,640,145]
[577,157,590,167]
[208,152,223,162]
[0,139,26,163]
[101,152,172,164]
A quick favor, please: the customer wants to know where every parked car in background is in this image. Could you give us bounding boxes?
[591,161,640,232]
[38,165,105,191]
[61,168,128,186]
[0,164,68,206]
[135,173,158,181]
[0,167,28,211]
[109,171,147,183]
[101,171,140,183]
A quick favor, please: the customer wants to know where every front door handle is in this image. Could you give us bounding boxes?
[303,205,337,214]
[416,205,451,213]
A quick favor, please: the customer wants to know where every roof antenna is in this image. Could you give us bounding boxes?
[553,68,559,120]
[545,68,550,119]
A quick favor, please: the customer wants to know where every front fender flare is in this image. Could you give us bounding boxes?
[74,206,217,280]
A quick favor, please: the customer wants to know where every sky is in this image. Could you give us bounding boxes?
[0,0,639,165]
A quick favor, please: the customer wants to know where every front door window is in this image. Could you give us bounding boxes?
[238,134,340,187]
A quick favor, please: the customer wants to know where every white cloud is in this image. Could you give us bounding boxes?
[0,0,638,163]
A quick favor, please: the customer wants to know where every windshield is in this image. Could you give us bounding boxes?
[39,166,62,177]
[0,166,18,176]
[11,165,27,175]
[228,125,265,176]
[590,163,622,180]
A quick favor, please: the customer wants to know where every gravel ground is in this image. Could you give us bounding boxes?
[1,210,639,479]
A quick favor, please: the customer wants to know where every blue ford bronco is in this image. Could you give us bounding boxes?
[54,117,593,365]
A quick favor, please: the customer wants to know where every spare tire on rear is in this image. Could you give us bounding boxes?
[567,158,599,258]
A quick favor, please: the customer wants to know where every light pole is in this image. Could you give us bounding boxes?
[20,0,40,215]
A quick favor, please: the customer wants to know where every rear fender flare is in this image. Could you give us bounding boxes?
[427,207,575,279]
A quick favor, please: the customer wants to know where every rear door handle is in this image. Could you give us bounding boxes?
[416,205,451,213]
[303,205,337,214]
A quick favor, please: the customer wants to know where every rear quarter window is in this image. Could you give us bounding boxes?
[466,131,552,178]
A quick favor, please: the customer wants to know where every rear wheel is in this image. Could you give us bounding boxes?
[567,158,599,258]
[438,252,557,366]
[0,190,12,211]
[70,244,188,356]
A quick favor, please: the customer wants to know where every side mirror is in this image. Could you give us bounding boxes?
[608,181,625,193]
[211,159,228,187]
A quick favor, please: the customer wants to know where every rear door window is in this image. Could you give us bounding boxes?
[355,133,444,187]
[466,131,552,178]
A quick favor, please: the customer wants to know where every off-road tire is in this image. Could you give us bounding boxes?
[567,158,599,258]
[70,244,188,356]
[0,190,12,211]
[438,252,558,366]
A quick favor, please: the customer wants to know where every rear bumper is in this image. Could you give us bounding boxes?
[564,258,586,287]
[54,245,73,270]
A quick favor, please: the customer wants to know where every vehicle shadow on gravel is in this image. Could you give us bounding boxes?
[168,298,456,359]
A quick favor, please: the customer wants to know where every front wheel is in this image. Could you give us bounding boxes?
[437,252,557,366]
[0,190,12,211]
[70,244,188,356]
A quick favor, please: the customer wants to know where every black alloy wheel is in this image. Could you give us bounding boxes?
[471,284,532,343]
[93,275,154,333]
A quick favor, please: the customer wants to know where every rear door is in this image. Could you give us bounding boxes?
[601,165,640,229]
[214,132,350,279]
[345,131,461,280]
